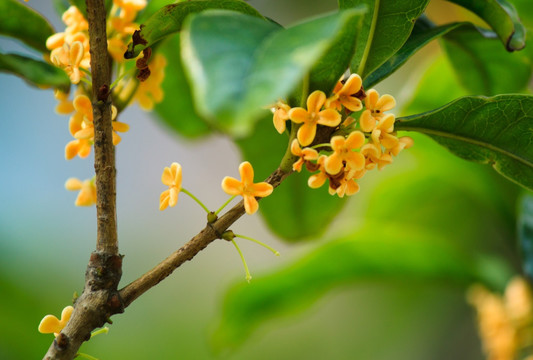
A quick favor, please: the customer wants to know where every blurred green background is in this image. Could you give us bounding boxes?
[0,0,531,359]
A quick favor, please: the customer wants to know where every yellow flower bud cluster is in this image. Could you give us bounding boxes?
[273,73,413,197]
[468,277,533,360]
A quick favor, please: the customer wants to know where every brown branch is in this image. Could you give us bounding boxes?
[119,167,290,307]
[43,1,121,359]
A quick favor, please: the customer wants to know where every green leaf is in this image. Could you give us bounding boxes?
[396,95,533,191]
[124,0,264,59]
[364,19,466,88]
[339,0,430,79]
[236,117,345,241]
[442,26,533,95]
[137,0,178,22]
[519,193,533,281]
[183,9,365,136]
[447,0,526,51]
[0,52,70,92]
[153,34,211,138]
[0,0,55,53]
[213,224,513,350]
[52,0,70,16]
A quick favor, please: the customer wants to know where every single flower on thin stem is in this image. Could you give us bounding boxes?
[325,131,365,174]
[272,100,291,134]
[289,90,341,146]
[221,161,273,215]
[159,162,182,211]
[359,89,395,132]
[326,74,364,112]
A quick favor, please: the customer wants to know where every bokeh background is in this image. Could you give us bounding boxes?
[1,0,531,359]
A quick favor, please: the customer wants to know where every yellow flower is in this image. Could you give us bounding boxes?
[38,306,74,336]
[370,114,398,150]
[272,100,290,134]
[62,6,88,34]
[359,89,396,132]
[329,172,360,198]
[51,41,85,84]
[221,161,273,215]
[307,155,329,189]
[65,139,92,160]
[325,131,365,174]
[113,0,147,11]
[325,74,363,112]
[389,136,414,157]
[54,90,74,115]
[290,139,318,172]
[360,143,393,170]
[65,178,96,206]
[134,54,167,110]
[288,90,341,146]
[160,162,182,211]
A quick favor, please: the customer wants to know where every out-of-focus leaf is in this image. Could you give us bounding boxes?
[213,224,513,350]
[339,0,430,79]
[236,117,345,241]
[447,0,525,50]
[52,0,70,16]
[364,19,466,88]
[124,0,264,59]
[0,0,55,53]
[137,0,177,22]
[396,95,533,191]
[402,55,468,115]
[508,0,533,29]
[519,193,533,281]
[0,53,70,92]
[153,34,211,138]
[182,9,365,136]
[442,26,533,95]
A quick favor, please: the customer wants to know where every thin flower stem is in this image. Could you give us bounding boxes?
[90,327,109,338]
[215,195,236,215]
[231,239,252,282]
[76,353,99,360]
[80,77,93,86]
[79,67,92,78]
[181,187,210,213]
[110,66,137,89]
[311,143,332,149]
[235,234,280,256]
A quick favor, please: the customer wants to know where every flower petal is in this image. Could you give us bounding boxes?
[221,177,243,195]
[359,110,376,132]
[288,107,309,124]
[325,153,343,174]
[169,187,179,207]
[307,90,326,113]
[365,89,379,109]
[161,167,173,186]
[65,177,82,190]
[317,109,341,127]
[341,74,362,95]
[159,190,170,211]
[251,182,273,198]
[345,131,365,149]
[376,94,395,112]
[297,122,317,146]
[243,195,259,215]
[239,161,254,186]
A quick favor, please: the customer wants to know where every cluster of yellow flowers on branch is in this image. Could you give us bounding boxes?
[274,73,413,197]
[44,1,167,206]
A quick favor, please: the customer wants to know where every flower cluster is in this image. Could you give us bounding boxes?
[468,277,533,360]
[274,73,413,197]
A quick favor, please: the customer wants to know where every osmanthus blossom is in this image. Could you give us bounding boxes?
[289,90,341,146]
[324,131,366,174]
[134,54,167,110]
[221,161,273,215]
[159,162,182,211]
[38,306,74,336]
[272,100,291,134]
[325,74,364,112]
[65,178,97,206]
[290,139,318,172]
[359,89,396,132]
[370,113,399,150]
[51,41,85,84]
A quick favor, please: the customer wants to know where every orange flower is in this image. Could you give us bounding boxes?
[325,74,363,112]
[360,143,393,170]
[272,100,290,134]
[290,139,318,172]
[388,136,414,157]
[288,90,341,146]
[221,161,273,215]
[359,89,395,132]
[38,306,74,336]
[54,90,74,115]
[325,131,365,174]
[135,54,167,110]
[159,162,182,211]
[308,155,329,189]
[65,178,97,206]
[370,114,399,150]
[51,41,85,84]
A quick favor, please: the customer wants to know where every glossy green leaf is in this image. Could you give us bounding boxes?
[153,34,211,138]
[0,0,55,53]
[0,53,70,92]
[213,225,513,349]
[519,193,533,281]
[396,95,533,191]
[442,26,533,95]
[447,0,525,50]
[183,9,365,136]
[339,0,430,79]
[236,117,345,241]
[137,0,177,22]
[364,19,467,88]
[124,0,264,59]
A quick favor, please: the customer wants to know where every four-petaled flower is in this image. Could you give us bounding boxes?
[221,161,273,215]
[325,131,365,174]
[326,74,364,112]
[370,114,398,150]
[359,89,396,132]
[289,90,341,146]
[160,162,182,211]
[290,139,318,172]
[65,177,97,206]
[38,306,74,336]
[272,100,291,134]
